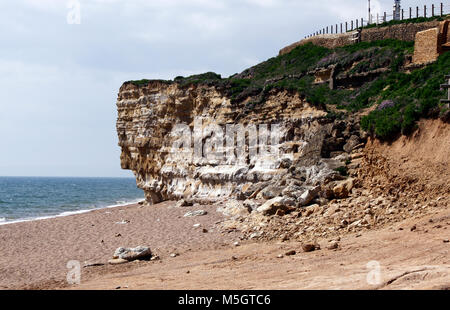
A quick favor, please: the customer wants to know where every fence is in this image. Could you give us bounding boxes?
[441,75,450,106]
[305,2,450,39]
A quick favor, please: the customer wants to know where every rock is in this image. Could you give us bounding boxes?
[260,185,284,200]
[176,199,193,208]
[256,197,284,215]
[327,241,339,250]
[202,228,208,233]
[184,210,208,217]
[304,204,321,217]
[343,135,361,153]
[277,254,284,259]
[333,178,355,199]
[285,250,296,256]
[243,199,260,211]
[297,186,320,207]
[302,244,317,252]
[410,225,417,232]
[443,239,449,243]
[113,246,152,261]
[170,253,179,258]
[217,200,251,217]
[83,263,105,268]
[108,258,129,265]
[193,223,201,228]
[233,242,240,247]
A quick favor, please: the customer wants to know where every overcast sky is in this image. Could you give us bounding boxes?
[0,0,444,177]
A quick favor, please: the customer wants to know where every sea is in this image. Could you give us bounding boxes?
[0,177,145,225]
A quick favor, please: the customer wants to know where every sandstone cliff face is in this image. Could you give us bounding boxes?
[117,81,363,206]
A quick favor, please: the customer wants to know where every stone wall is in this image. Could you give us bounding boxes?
[279,20,445,56]
[413,28,440,64]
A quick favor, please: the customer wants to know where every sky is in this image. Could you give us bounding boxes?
[0,0,445,177]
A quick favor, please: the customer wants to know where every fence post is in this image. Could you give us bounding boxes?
[441,3,444,16]
[383,12,386,22]
[361,18,364,27]
[345,22,348,32]
[376,13,379,25]
[356,19,358,29]
[401,9,404,20]
[409,7,412,19]
[340,23,342,33]
[416,6,419,18]
[336,24,338,34]
[432,4,434,17]
[424,5,427,18]
[326,26,328,34]
[351,20,353,30]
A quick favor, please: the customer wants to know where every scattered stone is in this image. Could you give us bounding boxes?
[176,199,193,208]
[327,241,339,250]
[333,178,354,199]
[115,220,130,225]
[231,256,238,260]
[297,186,321,207]
[150,255,160,261]
[285,250,296,256]
[410,225,417,232]
[233,242,240,247]
[202,228,208,233]
[443,239,449,243]
[170,253,179,258]
[184,210,208,217]
[108,258,128,265]
[193,224,201,228]
[83,263,105,268]
[277,254,284,259]
[115,233,122,237]
[302,244,317,253]
[217,200,251,217]
[113,246,152,261]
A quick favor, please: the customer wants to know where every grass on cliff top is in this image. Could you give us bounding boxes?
[361,51,450,139]
[127,38,448,140]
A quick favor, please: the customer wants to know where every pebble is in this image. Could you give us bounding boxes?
[302,244,317,253]
[170,253,179,258]
[285,250,296,256]
[184,210,208,217]
[233,242,240,247]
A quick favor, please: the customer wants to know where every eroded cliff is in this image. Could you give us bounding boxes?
[117,81,363,206]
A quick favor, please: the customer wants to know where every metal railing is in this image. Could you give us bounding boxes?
[304,2,450,40]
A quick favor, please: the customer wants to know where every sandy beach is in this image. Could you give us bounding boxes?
[0,199,449,290]
[0,201,240,289]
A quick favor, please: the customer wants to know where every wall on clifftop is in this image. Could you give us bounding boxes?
[279,20,443,55]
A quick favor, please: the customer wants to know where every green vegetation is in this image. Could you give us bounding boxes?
[128,38,448,141]
[335,166,349,177]
[361,52,450,139]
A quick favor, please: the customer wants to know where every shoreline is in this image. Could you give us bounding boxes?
[0,198,145,227]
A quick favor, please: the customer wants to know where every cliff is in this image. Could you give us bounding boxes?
[117,37,449,208]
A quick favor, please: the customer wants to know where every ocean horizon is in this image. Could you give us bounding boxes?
[0,176,145,225]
